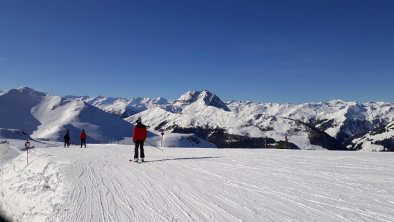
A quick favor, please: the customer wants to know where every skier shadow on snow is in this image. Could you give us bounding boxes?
[144,156,222,163]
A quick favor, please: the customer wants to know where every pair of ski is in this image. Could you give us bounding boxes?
[129,159,144,163]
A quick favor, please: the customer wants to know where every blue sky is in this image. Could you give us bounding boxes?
[0,0,393,103]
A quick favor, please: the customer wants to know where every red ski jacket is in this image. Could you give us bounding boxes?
[80,132,87,140]
[133,124,147,142]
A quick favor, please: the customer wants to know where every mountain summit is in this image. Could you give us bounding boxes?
[174,90,231,111]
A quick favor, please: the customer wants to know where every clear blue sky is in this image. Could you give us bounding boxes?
[0,0,393,103]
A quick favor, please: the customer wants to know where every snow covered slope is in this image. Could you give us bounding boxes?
[0,142,20,168]
[1,143,394,221]
[351,121,394,152]
[0,87,134,143]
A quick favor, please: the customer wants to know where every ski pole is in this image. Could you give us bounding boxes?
[145,140,164,151]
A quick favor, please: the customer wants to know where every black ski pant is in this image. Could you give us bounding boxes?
[64,140,70,148]
[81,139,86,148]
[134,141,145,159]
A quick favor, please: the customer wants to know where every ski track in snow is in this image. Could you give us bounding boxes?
[1,145,394,222]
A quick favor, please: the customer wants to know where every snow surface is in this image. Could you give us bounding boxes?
[1,141,394,222]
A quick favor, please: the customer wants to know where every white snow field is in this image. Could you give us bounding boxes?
[1,144,394,222]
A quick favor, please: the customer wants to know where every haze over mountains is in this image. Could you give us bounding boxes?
[1,87,394,151]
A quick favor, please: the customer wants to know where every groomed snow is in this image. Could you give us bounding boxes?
[1,144,394,221]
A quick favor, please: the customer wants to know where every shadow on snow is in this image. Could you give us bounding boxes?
[144,156,221,163]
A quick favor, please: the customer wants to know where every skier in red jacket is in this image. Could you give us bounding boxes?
[133,117,147,162]
[80,129,87,148]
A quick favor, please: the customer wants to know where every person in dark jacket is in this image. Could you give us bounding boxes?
[64,130,71,148]
[133,117,147,162]
[80,129,87,148]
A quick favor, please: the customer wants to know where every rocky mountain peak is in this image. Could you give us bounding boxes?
[175,90,230,111]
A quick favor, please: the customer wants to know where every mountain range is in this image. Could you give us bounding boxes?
[1,87,394,151]
[70,89,394,151]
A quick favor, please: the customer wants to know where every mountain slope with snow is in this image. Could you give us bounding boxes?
[351,121,394,152]
[0,87,134,143]
[227,100,394,143]
[1,143,394,221]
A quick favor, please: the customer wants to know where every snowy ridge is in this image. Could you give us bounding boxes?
[66,95,174,118]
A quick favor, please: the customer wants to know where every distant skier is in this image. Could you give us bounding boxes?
[80,129,87,148]
[64,130,71,148]
[133,117,147,162]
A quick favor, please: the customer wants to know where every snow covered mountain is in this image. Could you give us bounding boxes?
[227,100,394,143]
[65,95,177,118]
[124,92,394,151]
[2,87,394,151]
[59,89,394,151]
[0,87,133,143]
[351,120,394,152]
[173,90,231,111]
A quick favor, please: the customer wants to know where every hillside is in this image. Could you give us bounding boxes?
[0,87,134,143]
